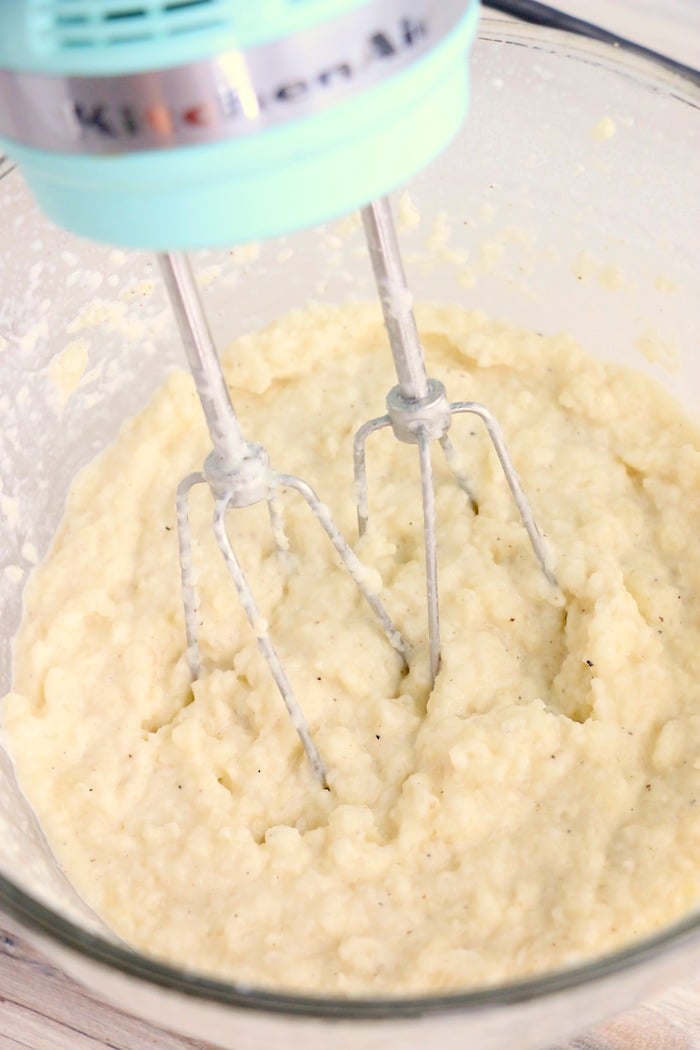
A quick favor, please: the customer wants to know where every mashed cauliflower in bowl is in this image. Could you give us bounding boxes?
[4,300,700,997]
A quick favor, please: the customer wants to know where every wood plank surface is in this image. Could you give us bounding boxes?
[0,922,213,1050]
[1,920,699,1050]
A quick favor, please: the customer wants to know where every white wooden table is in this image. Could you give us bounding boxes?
[1,919,699,1050]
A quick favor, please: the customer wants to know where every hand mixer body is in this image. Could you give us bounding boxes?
[0,0,478,249]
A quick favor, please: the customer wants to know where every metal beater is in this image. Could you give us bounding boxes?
[355,197,557,687]
[159,252,409,788]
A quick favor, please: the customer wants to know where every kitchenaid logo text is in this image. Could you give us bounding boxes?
[65,16,430,141]
[0,0,471,153]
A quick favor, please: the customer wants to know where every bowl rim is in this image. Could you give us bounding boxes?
[1,15,699,1021]
[4,869,700,1019]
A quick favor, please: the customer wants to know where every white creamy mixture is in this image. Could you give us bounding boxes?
[4,303,700,993]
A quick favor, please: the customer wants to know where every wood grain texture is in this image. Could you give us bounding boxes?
[1,920,699,1050]
[0,921,214,1050]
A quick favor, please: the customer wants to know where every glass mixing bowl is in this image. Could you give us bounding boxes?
[0,12,698,1050]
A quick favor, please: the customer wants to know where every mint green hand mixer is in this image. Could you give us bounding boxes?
[0,0,552,785]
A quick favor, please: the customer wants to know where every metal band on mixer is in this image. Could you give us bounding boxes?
[0,0,474,154]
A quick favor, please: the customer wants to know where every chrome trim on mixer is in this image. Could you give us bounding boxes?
[0,0,474,154]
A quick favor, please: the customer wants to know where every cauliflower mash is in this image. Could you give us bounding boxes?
[4,302,700,993]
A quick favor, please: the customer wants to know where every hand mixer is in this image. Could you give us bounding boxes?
[0,0,554,787]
